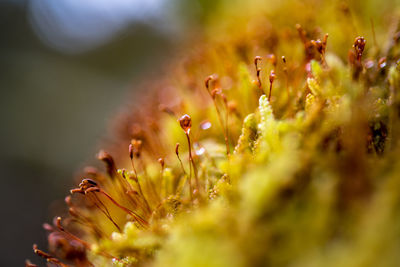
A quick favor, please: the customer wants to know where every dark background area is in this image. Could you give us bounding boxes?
[0,0,219,265]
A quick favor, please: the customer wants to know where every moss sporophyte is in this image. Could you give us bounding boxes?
[28,1,400,266]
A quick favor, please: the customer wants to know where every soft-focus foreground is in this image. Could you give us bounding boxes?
[28,0,400,266]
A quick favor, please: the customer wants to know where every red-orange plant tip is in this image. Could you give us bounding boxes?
[267,54,277,66]
[32,244,68,267]
[131,139,143,158]
[353,36,366,62]
[205,75,213,90]
[269,70,276,83]
[268,70,276,101]
[43,223,53,231]
[25,259,38,267]
[254,56,263,89]
[158,158,165,168]
[56,217,63,230]
[79,178,98,191]
[64,195,72,205]
[254,56,262,68]
[96,150,117,177]
[129,143,134,159]
[83,166,99,176]
[179,114,192,134]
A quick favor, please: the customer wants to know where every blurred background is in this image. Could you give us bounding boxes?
[0,0,218,265]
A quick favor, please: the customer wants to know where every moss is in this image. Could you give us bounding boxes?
[29,0,400,266]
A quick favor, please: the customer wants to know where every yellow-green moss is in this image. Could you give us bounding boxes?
[29,0,400,266]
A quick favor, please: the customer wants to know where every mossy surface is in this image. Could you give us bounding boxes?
[29,0,400,266]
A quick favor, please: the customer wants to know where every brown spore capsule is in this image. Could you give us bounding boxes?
[267,54,277,66]
[158,158,165,169]
[254,56,262,89]
[353,36,366,62]
[268,70,276,102]
[97,150,117,178]
[179,114,192,134]
[131,139,143,158]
